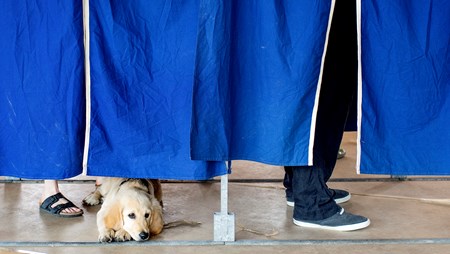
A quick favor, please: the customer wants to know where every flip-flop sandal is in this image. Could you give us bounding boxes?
[39,192,83,218]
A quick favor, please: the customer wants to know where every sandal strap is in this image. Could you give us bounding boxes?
[40,192,66,209]
[49,201,79,214]
[40,192,79,214]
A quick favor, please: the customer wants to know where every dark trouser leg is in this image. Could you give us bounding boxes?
[283,166,293,200]
[290,0,358,221]
[292,165,339,220]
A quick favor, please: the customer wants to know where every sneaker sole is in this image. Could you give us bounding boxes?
[287,193,351,207]
[334,193,351,204]
[286,200,294,207]
[293,218,370,231]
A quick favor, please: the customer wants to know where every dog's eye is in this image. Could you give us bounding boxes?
[128,213,136,219]
[145,213,150,218]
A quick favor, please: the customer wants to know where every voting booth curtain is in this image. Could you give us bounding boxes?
[1,0,449,179]
[190,0,450,175]
[0,0,226,180]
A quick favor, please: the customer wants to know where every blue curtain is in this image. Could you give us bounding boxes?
[191,0,333,166]
[0,1,85,179]
[2,0,449,178]
[191,0,450,175]
[0,0,226,180]
[359,0,450,175]
[86,0,226,179]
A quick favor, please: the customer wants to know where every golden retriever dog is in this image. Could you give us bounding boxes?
[83,178,164,242]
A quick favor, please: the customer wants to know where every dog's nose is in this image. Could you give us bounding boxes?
[139,232,149,240]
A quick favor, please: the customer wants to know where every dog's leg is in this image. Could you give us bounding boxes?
[97,222,115,243]
[98,229,115,243]
[114,228,132,242]
[97,208,114,242]
[97,201,124,242]
[83,187,103,206]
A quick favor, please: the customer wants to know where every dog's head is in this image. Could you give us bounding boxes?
[107,180,164,242]
[100,179,164,242]
[120,191,163,241]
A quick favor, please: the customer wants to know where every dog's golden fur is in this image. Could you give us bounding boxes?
[83,178,164,242]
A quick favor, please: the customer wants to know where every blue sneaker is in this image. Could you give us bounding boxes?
[286,189,351,207]
[293,208,370,231]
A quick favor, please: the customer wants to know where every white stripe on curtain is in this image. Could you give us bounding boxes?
[308,0,337,166]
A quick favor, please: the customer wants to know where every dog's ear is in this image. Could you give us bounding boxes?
[104,202,124,229]
[149,204,164,236]
[150,179,163,204]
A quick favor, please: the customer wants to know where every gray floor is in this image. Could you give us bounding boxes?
[2,132,450,254]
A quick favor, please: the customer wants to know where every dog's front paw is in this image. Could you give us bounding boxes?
[83,191,102,206]
[98,229,115,243]
[114,229,132,242]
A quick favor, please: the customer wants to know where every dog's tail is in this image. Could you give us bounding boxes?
[163,220,201,229]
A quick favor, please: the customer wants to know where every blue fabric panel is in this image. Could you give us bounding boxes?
[87,0,226,179]
[360,0,450,175]
[191,0,332,165]
[0,1,85,179]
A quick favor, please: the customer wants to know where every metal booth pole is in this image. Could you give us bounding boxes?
[213,163,235,241]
